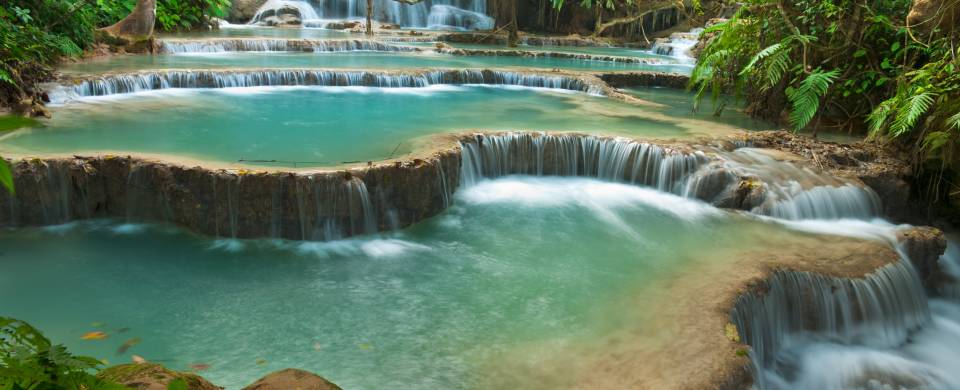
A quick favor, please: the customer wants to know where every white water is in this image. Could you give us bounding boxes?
[650,27,703,63]
[248,0,490,30]
[48,70,600,103]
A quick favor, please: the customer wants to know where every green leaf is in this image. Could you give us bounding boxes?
[891,41,901,53]
[786,69,841,131]
[890,92,936,136]
[167,378,188,390]
[0,159,14,195]
[853,49,867,58]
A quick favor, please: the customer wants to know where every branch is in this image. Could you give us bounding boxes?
[591,1,682,37]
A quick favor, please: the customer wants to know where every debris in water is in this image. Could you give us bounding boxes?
[256,358,267,365]
[132,355,147,364]
[189,363,211,371]
[82,331,108,340]
[117,337,142,355]
[359,343,373,350]
[313,342,322,352]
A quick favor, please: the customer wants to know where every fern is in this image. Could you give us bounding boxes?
[786,69,840,131]
[948,111,960,130]
[739,43,782,76]
[890,92,936,137]
[763,50,792,89]
[867,99,895,136]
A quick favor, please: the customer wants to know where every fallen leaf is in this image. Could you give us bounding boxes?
[313,342,322,352]
[131,355,147,364]
[358,343,372,350]
[189,363,210,371]
[82,331,108,340]
[255,358,267,365]
[116,337,142,355]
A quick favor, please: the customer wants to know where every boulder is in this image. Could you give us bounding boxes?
[229,0,268,23]
[263,14,302,26]
[898,226,949,290]
[98,0,156,43]
[96,363,222,390]
[242,368,342,390]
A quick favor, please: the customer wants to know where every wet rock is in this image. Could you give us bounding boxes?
[97,363,222,390]
[241,368,341,390]
[380,22,401,29]
[898,226,949,290]
[598,71,689,89]
[324,21,361,30]
[263,13,301,26]
[229,0,268,23]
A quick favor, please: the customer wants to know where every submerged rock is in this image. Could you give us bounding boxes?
[242,368,342,390]
[97,363,222,390]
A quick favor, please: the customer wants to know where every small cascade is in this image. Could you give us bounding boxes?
[459,132,708,194]
[247,0,489,30]
[650,27,703,62]
[938,238,960,299]
[346,177,378,236]
[249,0,321,24]
[51,70,600,101]
[712,148,882,220]
[158,39,419,53]
[426,5,493,30]
[731,260,932,389]
[160,39,290,53]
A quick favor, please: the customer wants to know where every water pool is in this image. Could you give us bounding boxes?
[1,86,746,167]
[0,177,838,389]
[60,51,691,75]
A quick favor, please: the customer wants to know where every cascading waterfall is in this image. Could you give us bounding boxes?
[731,260,933,389]
[50,69,601,102]
[158,39,419,53]
[247,0,491,30]
[650,27,703,63]
[459,132,708,194]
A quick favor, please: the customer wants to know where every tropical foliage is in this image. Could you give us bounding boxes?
[690,0,913,134]
[0,317,125,389]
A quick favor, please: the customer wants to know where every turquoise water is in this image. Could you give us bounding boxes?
[623,87,775,132]
[1,86,729,166]
[61,52,691,75]
[403,41,671,59]
[0,177,788,389]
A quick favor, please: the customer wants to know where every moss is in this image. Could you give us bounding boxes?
[0,115,40,132]
[97,363,218,390]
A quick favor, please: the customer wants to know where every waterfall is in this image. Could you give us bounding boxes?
[158,39,419,53]
[650,27,703,63]
[459,132,708,194]
[249,0,321,24]
[247,0,490,30]
[759,184,882,220]
[51,70,601,102]
[731,260,931,389]
[346,177,378,236]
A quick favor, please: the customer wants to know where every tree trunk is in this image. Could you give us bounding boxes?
[508,0,519,47]
[366,0,374,35]
[100,0,156,39]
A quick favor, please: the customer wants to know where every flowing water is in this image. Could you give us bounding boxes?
[1,87,749,166]
[59,51,691,75]
[0,177,880,389]
[246,0,490,30]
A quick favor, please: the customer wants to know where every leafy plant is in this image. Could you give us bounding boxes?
[0,317,125,389]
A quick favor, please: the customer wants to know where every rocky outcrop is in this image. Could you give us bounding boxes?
[242,369,342,390]
[436,32,616,47]
[441,48,666,65]
[98,0,156,47]
[597,71,689,89]
[97,363,221,390]
[229,0,268,23]
[0,148,459,241]
[898,226,949,291]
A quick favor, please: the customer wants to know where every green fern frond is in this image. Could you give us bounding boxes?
[948,111,960,130]
[786,69,840,131]
[867,99,895,136]
[890,92,936,137]
[740,43,782,76]
[763,50,791,89]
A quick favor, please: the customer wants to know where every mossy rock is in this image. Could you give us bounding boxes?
[97,363,222,390]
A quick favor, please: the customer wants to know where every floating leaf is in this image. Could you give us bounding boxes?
[313,342,322,352]
[117,337,142,355]
[132,355,147,364]
[358,343,373,350]
[81,331,108,340]
[189,363,210,371]
[255,358,267,365]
